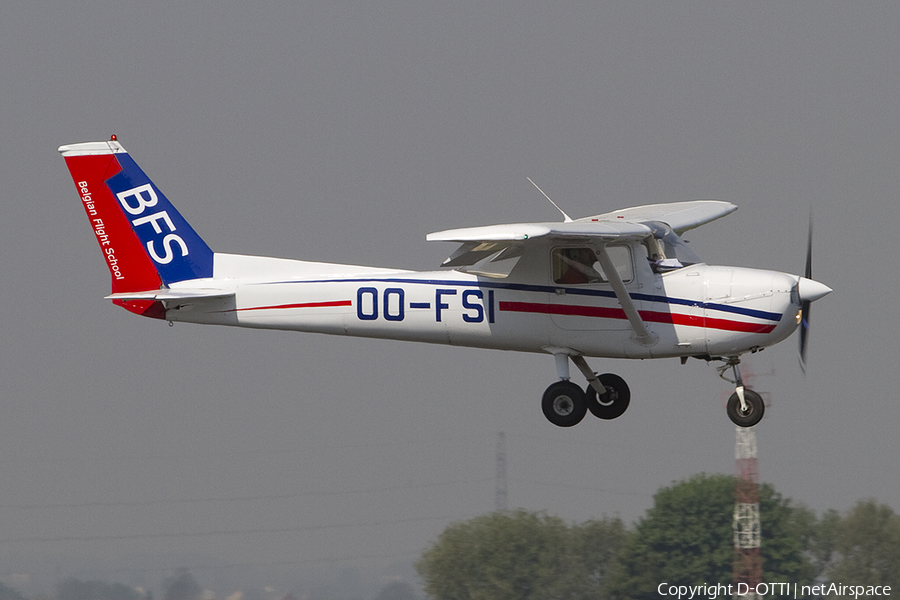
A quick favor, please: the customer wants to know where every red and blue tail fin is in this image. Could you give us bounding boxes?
[59,137,214,318]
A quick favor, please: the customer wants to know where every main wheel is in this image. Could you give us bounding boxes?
[586,373,631,420]
[542,381,587,427]
[726,388,765,427]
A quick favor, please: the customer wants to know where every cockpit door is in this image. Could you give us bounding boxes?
[548,244,636,332]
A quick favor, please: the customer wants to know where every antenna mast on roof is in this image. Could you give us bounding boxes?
[527,177,573,223]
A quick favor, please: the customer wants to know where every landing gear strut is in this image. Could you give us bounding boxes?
[541,353,631,427]
[718,358,764,427]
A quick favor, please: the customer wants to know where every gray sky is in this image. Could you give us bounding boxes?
[1,1,898,596]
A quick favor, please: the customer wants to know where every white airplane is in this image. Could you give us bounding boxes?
[59,137,831,428]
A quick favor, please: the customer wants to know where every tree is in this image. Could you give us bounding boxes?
[819,499,900,587]
[609,473,815,599]
[416,509,627,600]
[162,569,202,600]
[570,517,630,599]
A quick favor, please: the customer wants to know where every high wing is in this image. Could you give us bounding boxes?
[426,200,735,242]
[427,200,736,347]
[425,220,651,243]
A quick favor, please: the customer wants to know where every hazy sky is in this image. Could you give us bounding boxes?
[2,1,898,596]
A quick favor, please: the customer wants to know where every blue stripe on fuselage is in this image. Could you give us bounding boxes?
[250,276,783,323]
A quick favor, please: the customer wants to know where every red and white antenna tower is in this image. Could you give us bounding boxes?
[733,424,762,598]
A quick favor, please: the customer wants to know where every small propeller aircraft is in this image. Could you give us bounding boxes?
[59,137,831,428]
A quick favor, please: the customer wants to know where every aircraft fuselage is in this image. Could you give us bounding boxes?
[167,249,801,361]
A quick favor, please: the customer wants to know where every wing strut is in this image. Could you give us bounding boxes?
[595,245,657,346]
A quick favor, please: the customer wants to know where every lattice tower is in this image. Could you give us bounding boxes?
[733,424,762,600]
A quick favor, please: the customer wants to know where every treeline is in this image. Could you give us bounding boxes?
[0,569,201,600]
[6,474,898,599]
[3,567,422,600]
[416,474,900,600]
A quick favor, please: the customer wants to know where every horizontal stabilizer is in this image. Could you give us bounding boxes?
[105,288,235,302]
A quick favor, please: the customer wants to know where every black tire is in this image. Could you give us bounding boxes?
[726,388,765,427]
[586,373,631,420]
[541,381,587,427]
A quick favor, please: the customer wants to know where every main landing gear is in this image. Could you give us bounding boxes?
[718,357,764,427]
[541,353,630,427]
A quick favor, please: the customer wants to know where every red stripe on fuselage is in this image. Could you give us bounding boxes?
[232,300,352,312]
[499,301,776,334]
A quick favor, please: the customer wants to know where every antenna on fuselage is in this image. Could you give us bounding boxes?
[527,177,572,223]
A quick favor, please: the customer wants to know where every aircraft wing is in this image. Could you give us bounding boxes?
[426,220,651,243]
[582,200,737,234]
[427,201,735,243]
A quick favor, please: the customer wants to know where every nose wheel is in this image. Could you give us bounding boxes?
[726,387,765,427]
[719,358,765,427]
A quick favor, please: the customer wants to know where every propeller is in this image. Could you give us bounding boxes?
[798,215,813,373]
[796,212,832,373]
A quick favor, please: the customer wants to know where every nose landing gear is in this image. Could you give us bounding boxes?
[718,358,765,427]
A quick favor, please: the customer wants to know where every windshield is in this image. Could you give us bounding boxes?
[642,221,702,272]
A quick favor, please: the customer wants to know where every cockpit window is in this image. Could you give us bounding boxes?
[552,245,633,285]
[642,221,702,273]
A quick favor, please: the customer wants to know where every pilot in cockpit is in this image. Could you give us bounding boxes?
[645,228,686,273]
[649,252,684,273]
[556,248,603,284]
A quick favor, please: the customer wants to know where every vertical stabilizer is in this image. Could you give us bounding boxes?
[59,138,214,318]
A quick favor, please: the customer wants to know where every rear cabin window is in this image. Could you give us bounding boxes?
[552,246,633,285]
[439,241,524,279]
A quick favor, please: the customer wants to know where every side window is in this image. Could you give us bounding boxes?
[552,246,633,285]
